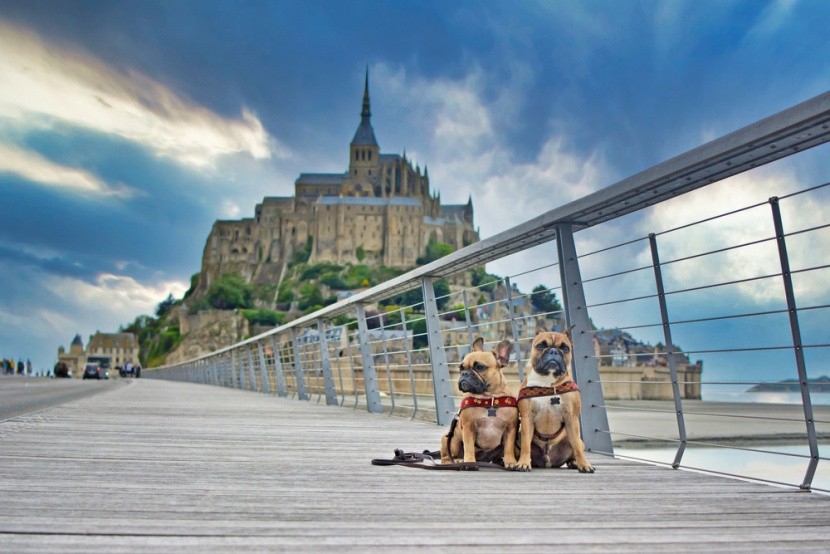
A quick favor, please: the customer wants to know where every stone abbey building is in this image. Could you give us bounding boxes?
[195,73,479,292]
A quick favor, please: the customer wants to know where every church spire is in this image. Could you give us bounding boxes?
[361,66,371,119]
[351,66,378,147]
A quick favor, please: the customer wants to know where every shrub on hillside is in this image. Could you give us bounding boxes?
[207,272,254,310]
[240,309,287,327]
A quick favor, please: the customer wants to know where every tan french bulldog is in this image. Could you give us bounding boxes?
[440,338,518,468]
[516,327,594,473]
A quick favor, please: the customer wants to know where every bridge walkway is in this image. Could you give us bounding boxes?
[1,379,829,552]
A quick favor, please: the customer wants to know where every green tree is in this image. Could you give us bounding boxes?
[240,309,286,327]
[155,293,176,318]
[297,283,323,311]
[183,272,200,299]
[530,285,563,315]
[277,279,295,304]
[207,273,253,310]
[433,279,451,310]
[407,316,428,349]
[291,236,313,265]
[320,272,348,290]
[471,267,501,293]
[417,235,454,265]
[343,264,373,289]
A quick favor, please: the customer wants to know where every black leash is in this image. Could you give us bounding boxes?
[371,449,512,471]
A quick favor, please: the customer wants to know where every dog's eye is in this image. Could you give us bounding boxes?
[473,362,486,372]
[535,342,547,351]
[559,344,570,353]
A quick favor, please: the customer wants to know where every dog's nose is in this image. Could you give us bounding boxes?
[536,348,564,375]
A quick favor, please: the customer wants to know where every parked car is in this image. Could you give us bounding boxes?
[82,363,106,380]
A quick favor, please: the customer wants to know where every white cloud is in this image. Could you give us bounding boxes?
[639,166,830,305]
[56,273,187,311]
[0,19,287,170]
[0,143,134,199]
[372,62,609,240]
[220,199,242,219]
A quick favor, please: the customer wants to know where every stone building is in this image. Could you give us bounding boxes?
[57,332,140,378]
[57,334,86,378]
[194,71,479,295]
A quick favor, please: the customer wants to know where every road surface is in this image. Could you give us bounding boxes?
[0,376,127,420]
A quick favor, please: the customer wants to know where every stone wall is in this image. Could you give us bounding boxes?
[166,312,250,367]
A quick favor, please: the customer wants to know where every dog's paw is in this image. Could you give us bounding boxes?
[515,460,532,472]
[503,460,518,470]
[578,463,595,473]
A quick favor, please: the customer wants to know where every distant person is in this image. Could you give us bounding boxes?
[26,359,32,376]
[17,359,24,375]
[135,364,141,378]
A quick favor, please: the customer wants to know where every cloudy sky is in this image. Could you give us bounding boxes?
[1,1,828,385]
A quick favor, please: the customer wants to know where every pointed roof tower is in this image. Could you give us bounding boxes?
[351,67,378,147]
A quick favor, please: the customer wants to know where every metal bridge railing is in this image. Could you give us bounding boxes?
[148,91,830,491]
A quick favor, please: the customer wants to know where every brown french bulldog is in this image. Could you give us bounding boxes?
[516,327,594,473]
[440,338,518,468]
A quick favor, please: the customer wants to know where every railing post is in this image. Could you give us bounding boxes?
[229,350,240,389]
[206,358,215,385]
[555,223,613,454]
[355,304,383,413]
[770,197,819,490]
[422,277,455,426]
[649,233,688,468]
[461,289,475,346]
[318,320,339,406]
[290,328,309,401]
[246,347,258,392]
[223,352,232,388]
[270,335,288,397]
[400,307,419,419]
[380,321,396,415]
[257,342,272,395]
[504,276,525,382]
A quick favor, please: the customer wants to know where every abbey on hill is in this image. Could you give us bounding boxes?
[194,71,479,294]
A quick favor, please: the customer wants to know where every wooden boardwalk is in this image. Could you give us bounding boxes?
[1,379,829,552]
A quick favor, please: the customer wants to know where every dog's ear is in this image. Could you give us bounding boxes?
[536,324,548,335]
[564,324,576,339]
[494,340,513,368]
[471,337,485,352]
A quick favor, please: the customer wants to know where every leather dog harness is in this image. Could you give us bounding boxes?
[443,395,518,455]
[517,381,580,444]
[517,380,580,400]
[459,395,518,411]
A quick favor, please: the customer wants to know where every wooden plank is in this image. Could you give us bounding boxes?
[0,380,829,552]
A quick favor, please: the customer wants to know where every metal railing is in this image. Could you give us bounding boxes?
[148,91,830,491]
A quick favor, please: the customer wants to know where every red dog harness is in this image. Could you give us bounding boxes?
[517,381,580,443]
[517,380,580,400]
[459,395,518,411]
